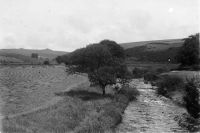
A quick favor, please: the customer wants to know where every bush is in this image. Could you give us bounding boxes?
[132,67,148,78]
[118,85,139,101]
[144,71,159,83]
[43,60,50,65]
[156,67,169,74]
[184,78,200,118]
[156,75,184,97]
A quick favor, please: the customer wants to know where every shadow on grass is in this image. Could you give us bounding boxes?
[55,90,113,101]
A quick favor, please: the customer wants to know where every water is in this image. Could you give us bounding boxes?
[116,79,189,133]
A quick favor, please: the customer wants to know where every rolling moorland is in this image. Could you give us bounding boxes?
[0,49,68,64]
[0,38,184,65]
[121,38,184,63]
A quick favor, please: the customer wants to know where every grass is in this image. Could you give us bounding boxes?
[3,85,139,133]
[73,85,139,133]
[1,65,139,132]
[0,66,86,116]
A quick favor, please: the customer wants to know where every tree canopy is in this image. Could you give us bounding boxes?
[66,40,130,95]
[177,33,199,66]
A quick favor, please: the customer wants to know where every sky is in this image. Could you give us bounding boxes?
[0,0,199,52]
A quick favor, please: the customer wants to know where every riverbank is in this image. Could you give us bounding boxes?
[116,79,189,132]
[64,82,140,133]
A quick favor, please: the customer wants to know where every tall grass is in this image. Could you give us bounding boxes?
[73,85,139,133]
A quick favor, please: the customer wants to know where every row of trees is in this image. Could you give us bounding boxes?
[58,40,130,95]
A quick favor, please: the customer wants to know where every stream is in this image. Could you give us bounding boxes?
[116,79,189,133]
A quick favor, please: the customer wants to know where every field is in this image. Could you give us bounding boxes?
[162,71,200,81]
[0,65,86,116]
[0,65,138,133]
[126,62,179,72]
[0,65,88,132]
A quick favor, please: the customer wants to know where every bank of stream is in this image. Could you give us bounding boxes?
[116,79,189,133]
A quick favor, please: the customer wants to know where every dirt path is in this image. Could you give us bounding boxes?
[116,79,188,133]
[3,79,87,119]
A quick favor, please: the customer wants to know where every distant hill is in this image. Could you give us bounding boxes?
[0,48,68,64]
[120,39,184,50]
[0,48,68,59]
[120,39,184,63]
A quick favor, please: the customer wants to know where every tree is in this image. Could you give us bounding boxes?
[66,40,130,95]
[177,33,199,66]
[31,53,38,59]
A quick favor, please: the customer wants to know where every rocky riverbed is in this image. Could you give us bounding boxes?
[116,79,190,133]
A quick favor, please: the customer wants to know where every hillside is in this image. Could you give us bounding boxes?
[125,46,181,63]
[120,39,184,50]
[120,39,184,63]
[0,48,68,59]
[0,48,68,64]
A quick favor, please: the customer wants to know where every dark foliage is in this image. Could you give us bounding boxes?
[55,54,70,64]
[43,60,50,65]
[100,40,125,59]
[144,71,159,83]
[125,46,180,63]
[184,79,200,118]
[31,53,38,58]
[132,67,148,78]
[65,40,130,95]
[177,33,199,66]
[56,90,113,101]
[156,76,184,97]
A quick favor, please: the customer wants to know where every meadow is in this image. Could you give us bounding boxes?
[0,66,86,116]
[0,65,138,133]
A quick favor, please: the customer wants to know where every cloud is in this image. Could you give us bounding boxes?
[0,0,199,51]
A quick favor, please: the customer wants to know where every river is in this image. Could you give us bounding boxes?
[116,79,189,133]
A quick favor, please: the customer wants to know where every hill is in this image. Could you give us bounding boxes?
[0,48,68,64]
[120,39,184,63]
[0,48,68,59]
[120,39,184,50]
[125,46,181,63]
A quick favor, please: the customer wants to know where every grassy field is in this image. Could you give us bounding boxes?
[0,66,86,116]
[0,65,139,133]
[161,71,200,81]
[127,62,179,72]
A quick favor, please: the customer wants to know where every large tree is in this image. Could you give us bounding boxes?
[177,33,199,66]
[66,40,130,95]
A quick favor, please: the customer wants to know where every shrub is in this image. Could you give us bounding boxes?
[43,60,50,65]
[156,75,184,97]
[144,71,159,83]
[132,67,148,78]
[118,85,139,101]
[156,67,169,74]
[184,78,200,118]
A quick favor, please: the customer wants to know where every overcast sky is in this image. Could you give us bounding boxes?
[0,0,199,51]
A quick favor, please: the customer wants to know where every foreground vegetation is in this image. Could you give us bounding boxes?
[3,81,139,133]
